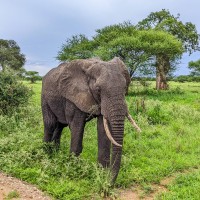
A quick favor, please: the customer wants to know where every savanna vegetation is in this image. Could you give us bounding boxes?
[0,80,200,199]
[0,8,200,200]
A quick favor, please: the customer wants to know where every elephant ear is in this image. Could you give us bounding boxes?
[58,60,99,114]
[110,57,131,91]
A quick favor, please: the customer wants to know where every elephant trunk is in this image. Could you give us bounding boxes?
[110,113,125,183]
[103,117,122,147]
[102,100,125,182]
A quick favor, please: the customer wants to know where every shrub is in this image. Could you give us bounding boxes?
[0,72,33,115]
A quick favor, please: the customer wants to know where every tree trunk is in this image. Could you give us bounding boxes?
[156,55,170,90]
[156,67,168,90]
[156,69,161,90]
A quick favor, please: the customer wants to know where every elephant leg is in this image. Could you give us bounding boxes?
[69,111,86,156]
[97,115,111,168]
[42,102,57,142]
[52,122,65,146]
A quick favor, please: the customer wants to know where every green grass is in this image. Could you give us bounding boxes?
[0,81,200,199]
[156,168,200,200]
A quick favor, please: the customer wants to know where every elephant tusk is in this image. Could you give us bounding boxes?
[126,113,142,132]
[103,117,122,147]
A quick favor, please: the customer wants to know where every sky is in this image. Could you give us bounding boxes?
[0,0,200,76]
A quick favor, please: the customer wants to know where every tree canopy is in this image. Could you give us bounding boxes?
[188,59,200,76]
[57,9,199,89]
[94,25,183,77]
[137,9,200,54]
[57,34,94,61]
[137,9,200,89]
[0,39,26,72]
[57,22,183,78]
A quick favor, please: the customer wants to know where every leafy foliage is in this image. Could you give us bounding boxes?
[95,29,183,60]
[137,9,200,55]
[0,72,32,115]
[57,22,183,78]
[0,39,26,72]
[57,34,94,61]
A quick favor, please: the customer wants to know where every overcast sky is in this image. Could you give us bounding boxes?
[0,0,200,76]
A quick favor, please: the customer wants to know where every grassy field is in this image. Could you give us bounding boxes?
[0,81,200,199]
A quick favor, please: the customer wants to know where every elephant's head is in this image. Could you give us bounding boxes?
[59,57,140,182]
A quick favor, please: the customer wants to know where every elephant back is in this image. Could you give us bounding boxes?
[42,63,68,98]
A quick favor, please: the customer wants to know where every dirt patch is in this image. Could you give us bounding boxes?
[0,172,52,200]
[118,187,140,200]
[117,184,167,200]
[118,166,200,200]
[117,176,174,200]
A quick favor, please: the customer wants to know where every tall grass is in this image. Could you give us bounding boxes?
[0,81,200,199]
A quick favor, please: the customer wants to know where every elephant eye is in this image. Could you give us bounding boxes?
[95,86,100,93]
[96,86,100,91]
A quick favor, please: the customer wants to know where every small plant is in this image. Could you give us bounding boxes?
[147,102,169,125]
[134,97,146,114]
[5,190,20,200]
[93,164,113,197]
[171,86,184,94]
[142,183,154,195]
[139,79,151,88]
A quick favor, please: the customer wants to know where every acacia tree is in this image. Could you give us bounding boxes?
[57,23,146,76]
[0,39,26,72]
[188,59,200,76]
[57,34,94,61]
[94,27,183,81]
[57,22,183,87]
[25,71,41,83]
[93,23,148,77]
[137,9,200,89]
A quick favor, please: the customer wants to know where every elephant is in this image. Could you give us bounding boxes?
[41,57,141,183]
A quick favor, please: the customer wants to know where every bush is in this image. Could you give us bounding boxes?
[0,72,33,115]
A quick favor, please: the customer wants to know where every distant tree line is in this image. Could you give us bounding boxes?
[57,9,200,90]
[133,75,200,83]
[173,75,200,82]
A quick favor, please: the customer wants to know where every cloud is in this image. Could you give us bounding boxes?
[25,56,59,76]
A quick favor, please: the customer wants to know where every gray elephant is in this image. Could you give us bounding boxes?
[41,57,140,183]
